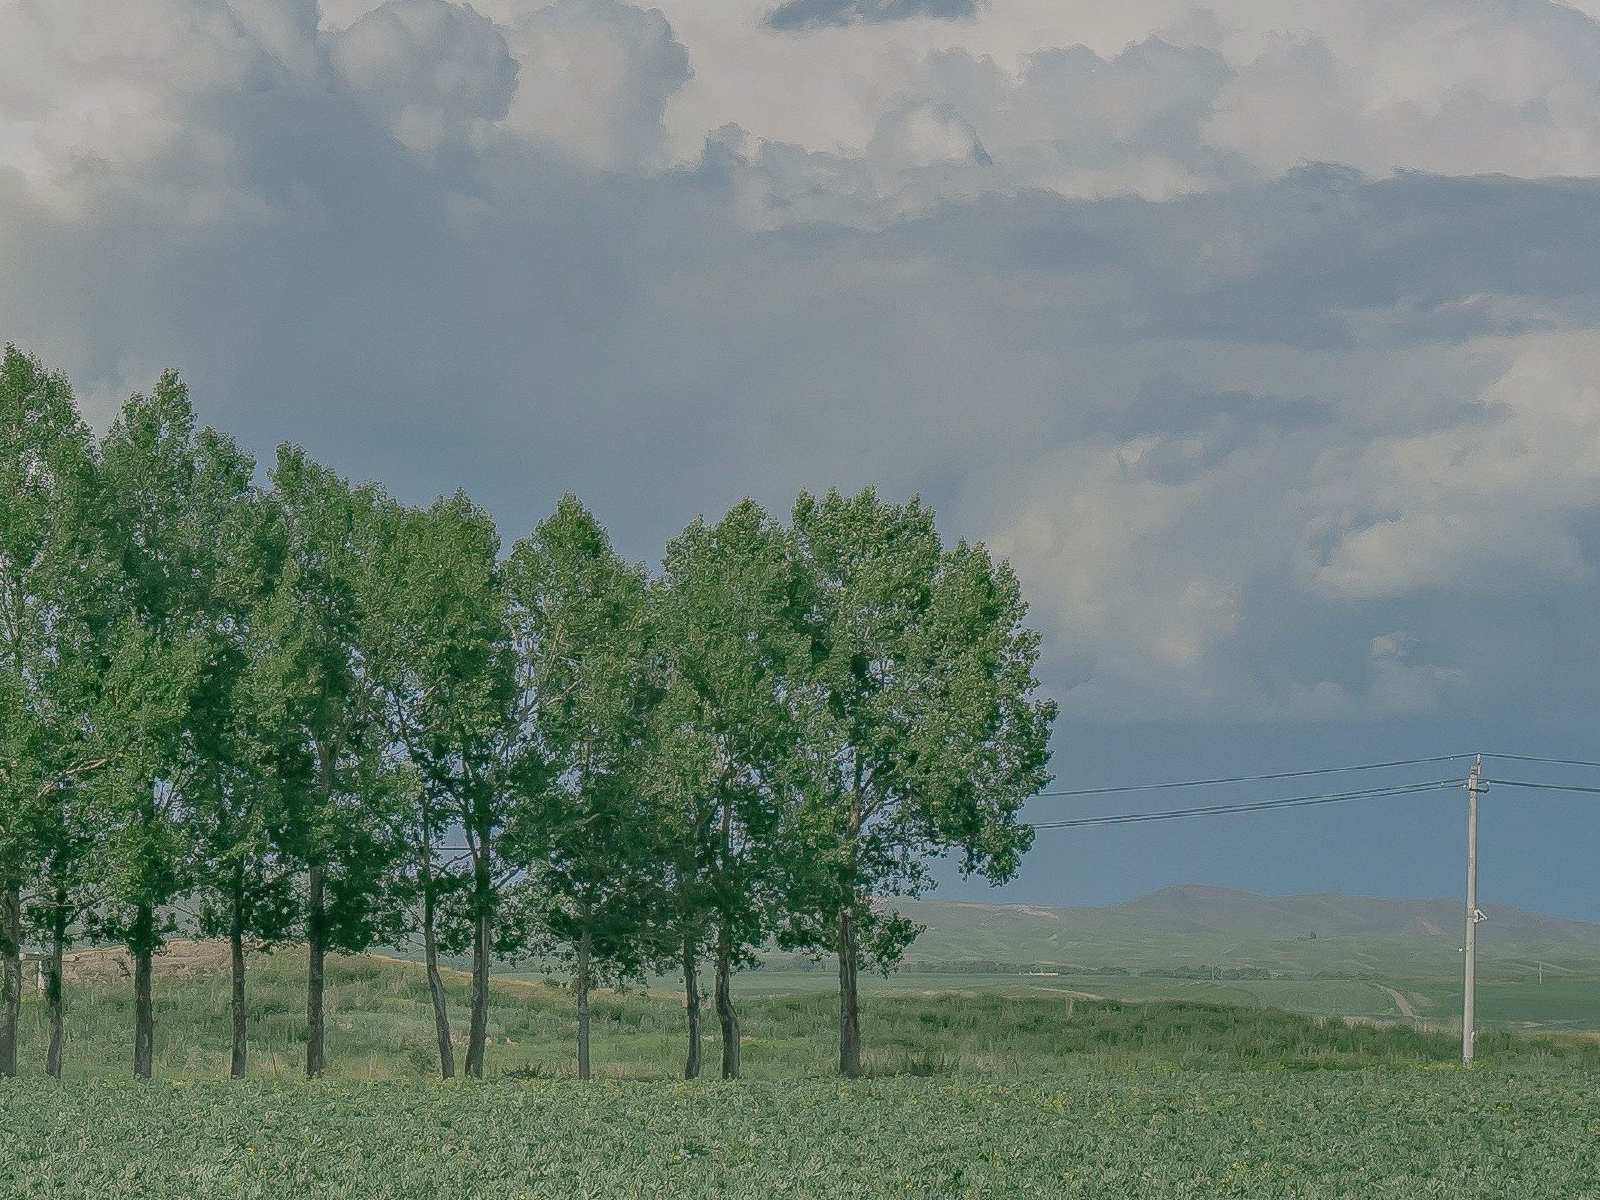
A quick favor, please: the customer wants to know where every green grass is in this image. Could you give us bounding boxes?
[9,951,1600,1082]
[878,891,1600,982]
[1393,974,1600,1031]
[719,969,1401,1018]
[3,1072,1600,1198]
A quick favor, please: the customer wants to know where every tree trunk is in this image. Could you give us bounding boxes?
[837,907,862,1078]
[575,928,592,1082]
[0,883,20,1079]
[133,903,155,1080]
[682,936,702,1081]
[715,932,740,1080]
[46,897,66,1079]
[305,862,326,1080]
[464,853,491,1079]
[421,886,455,1080]
[228,884,247,1080]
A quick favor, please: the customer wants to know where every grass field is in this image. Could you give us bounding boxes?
[19,950,1599,1082]
[637,965,1600,1031]
[7,949,1600,1082]
[3,1071,1599,1199]
[714,970,1408,1020]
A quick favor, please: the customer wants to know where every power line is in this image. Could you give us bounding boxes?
[1482,778,1600,796]
[1028,778,1460,831]
[1484,753,1600,770]
[1033,754,1471,799]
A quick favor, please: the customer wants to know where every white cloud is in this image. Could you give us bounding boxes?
[327,0,518,154]
[496,0,692,172]
[654,0,1600,197]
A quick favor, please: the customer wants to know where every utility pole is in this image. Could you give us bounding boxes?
[1462,754,1483,1066]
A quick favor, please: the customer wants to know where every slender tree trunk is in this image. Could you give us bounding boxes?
[0,882,20,1079]
[133,903,155,1081]
[464,851,491,1079]
[305,862,326,1080]
[837,906,862,1078]
[715,931,741,1080]
[575,928,592,1082]
[711,792,740,1080]
[46,896,66,1079]
[682,936,702,1081]
[421,884,455,1080]
[229,881,247,1080]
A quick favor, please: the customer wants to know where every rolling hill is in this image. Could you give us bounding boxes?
[875,886,1600,979]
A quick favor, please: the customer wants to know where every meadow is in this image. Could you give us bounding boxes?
[8,949,1599,1082]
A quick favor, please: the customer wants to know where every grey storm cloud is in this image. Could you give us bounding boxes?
[8,0,1600,729]
[766,0,981,32]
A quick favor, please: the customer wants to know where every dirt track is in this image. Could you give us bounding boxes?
[1375,984,1419,1020]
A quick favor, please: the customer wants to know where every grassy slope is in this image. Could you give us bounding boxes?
[884,887,1600,978]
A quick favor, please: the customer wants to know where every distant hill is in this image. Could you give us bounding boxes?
[874,887,1600,979]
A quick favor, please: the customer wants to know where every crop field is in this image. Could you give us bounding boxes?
[3,1071,1599,1199]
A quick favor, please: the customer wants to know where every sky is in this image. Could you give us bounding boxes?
[3,0,1600,918]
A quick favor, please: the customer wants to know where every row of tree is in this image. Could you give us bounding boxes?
[0,345,1056,1082]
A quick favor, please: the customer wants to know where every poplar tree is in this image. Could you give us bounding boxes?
[191,488,299,1078]
[24,783,98,1080]
[364,492,522,1079]
[650,500,810,1079]
[0,347,107,1079]
[97,371,258,1080]
[503,497,662,1081]
[783,489,1056,1077]
[256,446,405,1079]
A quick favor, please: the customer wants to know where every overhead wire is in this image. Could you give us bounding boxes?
[1033,753,1472,799]
[1481,778,1600,796]
[1483,752,1600,770]
[1028,778,1460,830]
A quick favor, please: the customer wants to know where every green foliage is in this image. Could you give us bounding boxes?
[362,492,518,950]
[93,371,260,957]
[650,500,812,974]
[0,347,108,953]
[2,1066,1599,1199]
[782,488,1057,969]
[255,446,407,955]
[502,496,661,981]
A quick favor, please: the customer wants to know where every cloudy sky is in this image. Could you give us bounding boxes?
[5,0,1600,916]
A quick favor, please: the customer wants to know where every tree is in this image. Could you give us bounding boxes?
[254,446,406,1079]
[649,500,811,1079]
[23,775,100,1080]
[0,347,108,1079]
[783,489,1056,1077]
[503,497,662,1081]
[364,492,522,1079]
[96,370,259,1080]
[190,488,299,1078]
